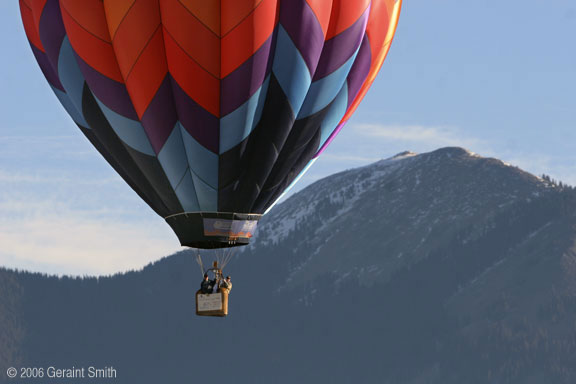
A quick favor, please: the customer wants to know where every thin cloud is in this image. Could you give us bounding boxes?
[351,123,482,149]
[0,169,118,185]
[0,134,77,142]
[0,134,96,159]
[312,123,487,172]
[319,154,381,164]
[0,207,179,276]
[0,168,179,276]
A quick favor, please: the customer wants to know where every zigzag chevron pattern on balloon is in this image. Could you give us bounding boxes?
[20,0,401,218]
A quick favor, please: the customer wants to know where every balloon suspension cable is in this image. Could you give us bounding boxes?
[216,248,235,270]
[195,249,205,277]
[194,248,235,284]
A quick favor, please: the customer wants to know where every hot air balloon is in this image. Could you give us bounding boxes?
[19,0,402,250]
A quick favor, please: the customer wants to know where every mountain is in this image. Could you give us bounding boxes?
[1,147,576,384]
[253,147,554,289]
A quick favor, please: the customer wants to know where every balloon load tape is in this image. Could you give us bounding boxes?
[165,212,261,249]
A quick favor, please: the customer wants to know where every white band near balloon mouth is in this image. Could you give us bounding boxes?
[163,212,263,220]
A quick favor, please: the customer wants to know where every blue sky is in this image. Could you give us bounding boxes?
[1,0,575,274]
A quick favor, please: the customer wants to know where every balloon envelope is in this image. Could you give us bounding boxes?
[20,0,401,248]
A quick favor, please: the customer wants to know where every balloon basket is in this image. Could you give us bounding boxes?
[195,290,229,317]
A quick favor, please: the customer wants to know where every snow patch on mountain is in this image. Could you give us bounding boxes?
[255,150,418,247]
